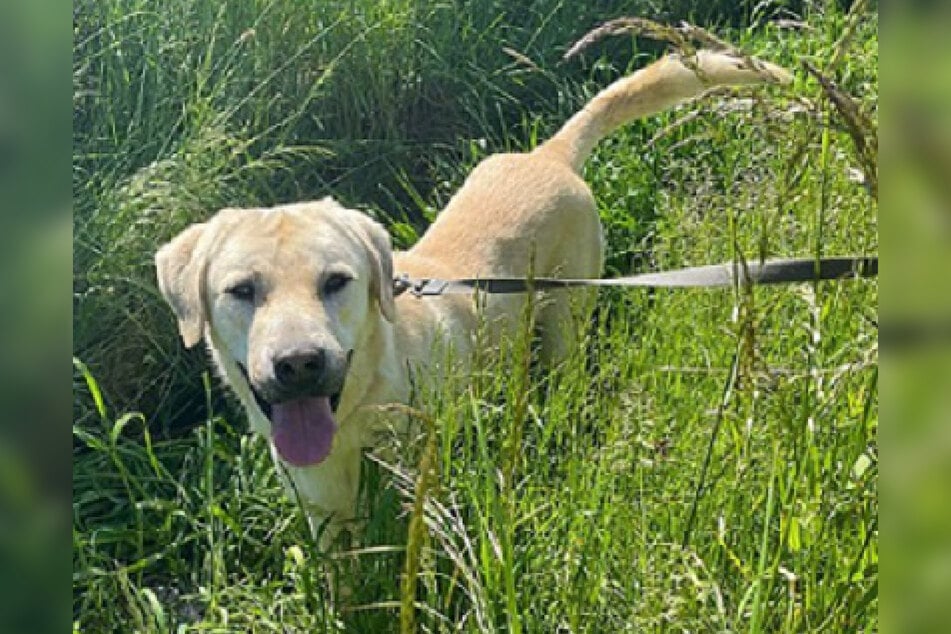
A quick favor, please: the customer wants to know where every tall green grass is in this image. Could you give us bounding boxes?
[72,0,857,425]
[74,0,876,631]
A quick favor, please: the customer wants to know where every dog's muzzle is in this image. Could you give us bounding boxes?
[237,350,352,467]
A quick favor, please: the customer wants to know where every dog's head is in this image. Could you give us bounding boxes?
[155,197,395,467]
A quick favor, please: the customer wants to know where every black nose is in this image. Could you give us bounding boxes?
[273,349,326,389]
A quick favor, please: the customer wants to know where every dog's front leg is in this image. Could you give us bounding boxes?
[273,444,362,552]
[292,448,363,603]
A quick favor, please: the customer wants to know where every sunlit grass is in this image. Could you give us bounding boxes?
[73,1,877,631]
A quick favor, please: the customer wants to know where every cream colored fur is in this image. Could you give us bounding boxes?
[155,50,790,546]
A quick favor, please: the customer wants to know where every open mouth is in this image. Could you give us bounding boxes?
[237,363,345,468]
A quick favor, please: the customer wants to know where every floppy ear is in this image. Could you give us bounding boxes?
[323,199,397,322]
[312,197,398,321]
[155,223,209,348]
[353,213,397,322]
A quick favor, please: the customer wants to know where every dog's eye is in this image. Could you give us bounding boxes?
[323,273,352,295]
[225,281,255,302]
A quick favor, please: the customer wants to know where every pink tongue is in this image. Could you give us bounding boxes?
[270,396,337,467]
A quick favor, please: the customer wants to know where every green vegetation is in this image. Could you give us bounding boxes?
[73,0,877,631]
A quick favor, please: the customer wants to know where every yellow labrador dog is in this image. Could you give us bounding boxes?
[156,50,789,545]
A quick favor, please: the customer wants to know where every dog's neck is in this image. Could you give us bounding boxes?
[335,293,477,436]
[333,306,410,433]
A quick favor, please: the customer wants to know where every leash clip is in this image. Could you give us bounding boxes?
[393,274,412,297]
[393,275,449,297]
[411,278,449,297]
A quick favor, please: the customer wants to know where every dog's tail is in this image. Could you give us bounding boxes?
[536,50,792,172]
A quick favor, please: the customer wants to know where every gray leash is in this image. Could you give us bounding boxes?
[393,256,877,297]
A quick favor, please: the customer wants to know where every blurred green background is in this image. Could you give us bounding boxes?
[0,1,71,634]
[880,4,951,634]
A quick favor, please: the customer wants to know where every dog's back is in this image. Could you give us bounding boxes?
[410,50,791,276]
[402,50,791,360]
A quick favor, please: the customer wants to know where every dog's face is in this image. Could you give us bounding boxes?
[155,198,395,467]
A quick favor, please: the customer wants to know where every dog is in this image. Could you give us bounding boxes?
[156,50,790,546]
